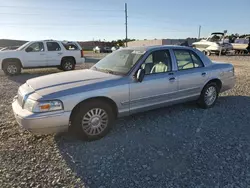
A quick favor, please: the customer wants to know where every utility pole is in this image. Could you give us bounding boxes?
[125,3,128,47]
[198,25,201,39]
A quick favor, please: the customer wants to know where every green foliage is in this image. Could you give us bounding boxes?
[112,39,136,47]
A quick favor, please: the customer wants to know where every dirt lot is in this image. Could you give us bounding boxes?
[1,56,250,187]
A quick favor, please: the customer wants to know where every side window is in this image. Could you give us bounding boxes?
[63,43,79,50]
[25,42,44,52]
[145,54,153,63]
[141,50,172,75]
[47,42,61,51]
[190,52,204,68]
[174,50,203,70]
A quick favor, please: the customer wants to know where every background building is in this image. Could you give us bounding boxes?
[127,38,198,47]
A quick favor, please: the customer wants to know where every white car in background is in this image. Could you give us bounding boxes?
[93,46,100,53]
[0,40,85,75]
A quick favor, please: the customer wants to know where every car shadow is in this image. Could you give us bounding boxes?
[5,69,62,84]
[54,96,250,187]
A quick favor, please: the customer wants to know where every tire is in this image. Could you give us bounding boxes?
[198,82,219,109]
[70,100,115,141]
[3,61,21,76]
[203,50,211,56]
[61,58,75,71]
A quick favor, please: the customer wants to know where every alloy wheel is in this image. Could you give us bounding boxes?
[64,62,73,70]
[7,65,18,74]
[204,86,217,106]
[81,108,108,136]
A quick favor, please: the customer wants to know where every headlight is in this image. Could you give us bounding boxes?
[23,98,36,112]
[23,99,63,113]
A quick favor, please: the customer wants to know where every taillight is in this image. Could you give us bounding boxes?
[81,50,84,57]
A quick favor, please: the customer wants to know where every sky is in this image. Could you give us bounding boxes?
[0,0,249,41]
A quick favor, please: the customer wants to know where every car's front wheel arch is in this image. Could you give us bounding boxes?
[70,97,118,122]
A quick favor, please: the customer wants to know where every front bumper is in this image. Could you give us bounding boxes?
[12,99,70,135]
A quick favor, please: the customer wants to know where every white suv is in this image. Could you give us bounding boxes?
[0,40,85,75]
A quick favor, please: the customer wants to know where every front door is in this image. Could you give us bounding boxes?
[23,42,47,67]
[173,49,208,99]
[129,49,178,113]
[46,42,64,66]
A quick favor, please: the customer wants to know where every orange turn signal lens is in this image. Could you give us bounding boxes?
[40,104,50,110]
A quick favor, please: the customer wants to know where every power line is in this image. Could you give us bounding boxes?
[0,5,123,12]
[0,12,124,20]
[0,23,124,27]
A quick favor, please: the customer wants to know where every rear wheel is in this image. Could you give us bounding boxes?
[3,61,21,76]
[71,100,115,141]
[61,57,75,71]
[198,83,219,109]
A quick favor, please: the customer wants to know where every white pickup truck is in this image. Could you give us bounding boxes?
[0,40,85,75]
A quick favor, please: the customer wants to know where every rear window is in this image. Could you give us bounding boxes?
[62,43,79,50]
[47,42,61,51]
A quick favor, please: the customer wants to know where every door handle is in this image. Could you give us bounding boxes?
[201,72,207,76]
[58,52,63,55]
[40,53,45,55]
[169,77,176,82]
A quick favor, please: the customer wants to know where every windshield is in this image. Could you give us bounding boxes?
[91,49,145,75]
[207,34,224,42]
[17,41,31,51]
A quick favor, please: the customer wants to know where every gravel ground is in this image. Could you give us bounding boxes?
[1,56,250,187]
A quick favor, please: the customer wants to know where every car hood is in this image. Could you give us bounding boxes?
[0,50,22,57]
[26,69,122,98]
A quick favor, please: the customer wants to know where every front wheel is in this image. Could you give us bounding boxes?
[71,100,115,141]
[198,83,219,109]
[3,62,21,76]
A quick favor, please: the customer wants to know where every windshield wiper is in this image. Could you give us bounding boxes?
[92,66,123,75]
[102,69,114,74]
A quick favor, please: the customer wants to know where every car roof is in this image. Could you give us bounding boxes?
[41,40,77,43]
[211,32,224,35]
[125,45,192,51]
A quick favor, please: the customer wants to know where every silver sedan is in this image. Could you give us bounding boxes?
[12,46,235,141]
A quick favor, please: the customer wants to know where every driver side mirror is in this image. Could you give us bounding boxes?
[136,69,145,82]
[25,47,32,52]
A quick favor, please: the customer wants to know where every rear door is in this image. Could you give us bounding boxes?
[46,42,63,66]
[172,49,209,99]
[23,42,47,67]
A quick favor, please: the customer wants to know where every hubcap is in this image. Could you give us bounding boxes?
[7,65,17,74]
[64,62,73,70]
[82,108,108,135]
[204,86,217,106]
